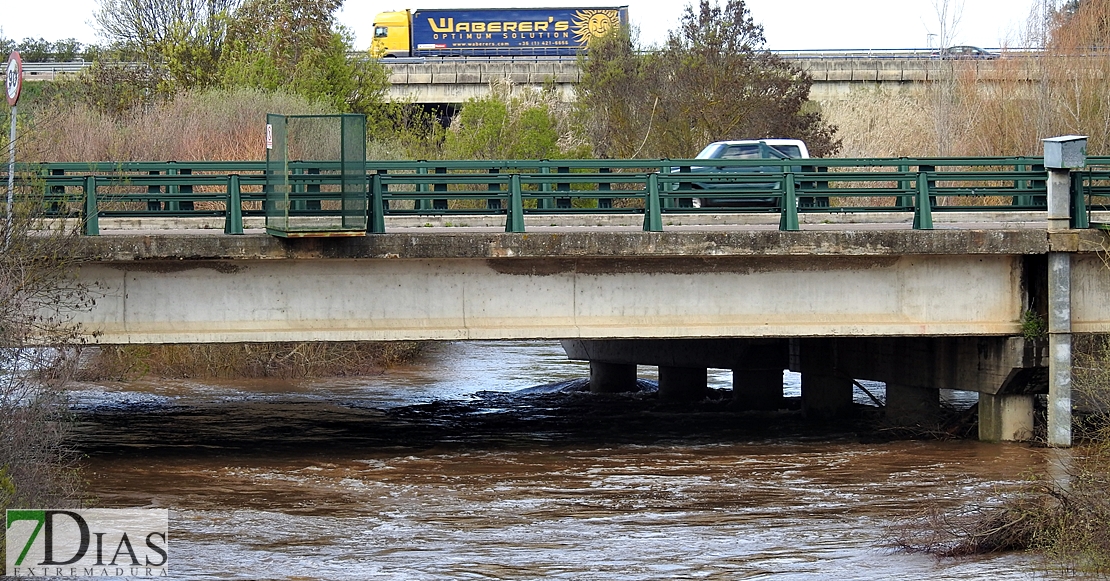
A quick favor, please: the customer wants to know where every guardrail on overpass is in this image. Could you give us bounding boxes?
[6,156,1110,235]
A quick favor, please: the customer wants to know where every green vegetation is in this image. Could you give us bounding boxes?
[574,0,840,158]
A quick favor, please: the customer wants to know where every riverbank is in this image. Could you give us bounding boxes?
[78,341,427,381]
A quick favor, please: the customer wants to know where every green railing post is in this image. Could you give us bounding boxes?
[180,167,194,211]
[166,165,179,212]
[48,168,64,215]
[556,166,571,209]
[417,165,431,211]
[487,168,502,210]
[1012,163,1031,208]
[913,172,934,230]
[506,174,525,233]
[369,173,386,233]
[147,170,162,211]
[307,167,321,211]
[643,172,663,232]
[292,167,306,212]
[1072,170,1089,229]
[898,164,913,209]
[224,174,244,235]
[433,167,447,210]
[779,173,800,231]
[598,167,612,209]
[540,165,553,209]
[83,175,99,236]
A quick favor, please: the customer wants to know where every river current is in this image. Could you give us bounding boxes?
[70,341,1046,579]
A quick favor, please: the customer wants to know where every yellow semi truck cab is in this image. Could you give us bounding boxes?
[372,10,413,57]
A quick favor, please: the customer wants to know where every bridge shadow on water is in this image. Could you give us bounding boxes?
[72,377,972,458]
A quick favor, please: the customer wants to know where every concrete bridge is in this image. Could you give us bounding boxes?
[382,57,1030,103]
[19,56,1036,103]
[71,222,1108,446]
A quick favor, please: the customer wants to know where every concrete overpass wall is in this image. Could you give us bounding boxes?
[384,58,1036,103]
[71,229,1072,344]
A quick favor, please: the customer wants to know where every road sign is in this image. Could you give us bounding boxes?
[6,51,22,107]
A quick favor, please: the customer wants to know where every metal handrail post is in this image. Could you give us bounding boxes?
[369,173,386,233]
[83,175,99,235]
[643,173,663,232]
[506,174,525,233]
[224,174,243,235]
[913,172,934,229]
[779,173,800,231]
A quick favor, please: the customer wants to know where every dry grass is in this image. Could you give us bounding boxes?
[21,88,337,163]
[79,341,427,381]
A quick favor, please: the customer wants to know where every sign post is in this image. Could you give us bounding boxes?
[6,50,22,245]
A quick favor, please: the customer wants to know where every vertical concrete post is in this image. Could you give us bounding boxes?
[1047,168,1072,232]
[733,369,784,410]
[589,361,637,394]
[1048,251,1072,447]
[658,366,707,401]
[798,339,853,420]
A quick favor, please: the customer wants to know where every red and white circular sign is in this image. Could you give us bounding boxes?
[6,51,23,107]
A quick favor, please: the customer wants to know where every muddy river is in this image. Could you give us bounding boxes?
[71,341,1047,579]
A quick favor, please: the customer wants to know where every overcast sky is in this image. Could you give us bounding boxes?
[2,0,1042,51]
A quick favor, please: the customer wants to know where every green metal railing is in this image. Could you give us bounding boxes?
[6,156,1110,235]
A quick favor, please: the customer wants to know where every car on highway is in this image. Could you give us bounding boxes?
[675,139,810,208]
[931,45,997,59]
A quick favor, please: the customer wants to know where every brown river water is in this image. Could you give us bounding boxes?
[70,341,1050,579]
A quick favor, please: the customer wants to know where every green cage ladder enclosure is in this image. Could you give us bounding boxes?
[265,114,367,237]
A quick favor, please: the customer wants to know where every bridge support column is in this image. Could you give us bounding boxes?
[589,361,637,393]
[1045,149,1074,447]
[884,383,940,427]
[801,373,853,420]
[658,366,707,401]
[733,369,784,410]
[1048,251,1072,447]
[979,393,1035,442]
[797,339,853,420]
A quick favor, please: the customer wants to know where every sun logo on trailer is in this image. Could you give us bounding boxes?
[573,9,620,45]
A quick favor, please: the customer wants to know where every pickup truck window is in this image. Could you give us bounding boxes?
[720,145,761,159]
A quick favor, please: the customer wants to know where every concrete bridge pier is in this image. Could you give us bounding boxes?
[658,366,709,401]
[979,393,1035,442]
[589,361,638,393]
[884,383,940,427]
[733,369,784,410]
[795,339,854,420]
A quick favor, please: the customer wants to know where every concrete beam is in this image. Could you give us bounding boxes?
[561,338,787,370]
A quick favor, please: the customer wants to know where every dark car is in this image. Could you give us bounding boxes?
[931,45,997,60]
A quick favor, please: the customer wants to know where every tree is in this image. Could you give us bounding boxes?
[93,0,241,89]
[0,181,90,517]
[219,0,390,114]
[576,0,840,158]
[444,82,586,160]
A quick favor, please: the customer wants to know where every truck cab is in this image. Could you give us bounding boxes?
[372,10,412,57]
